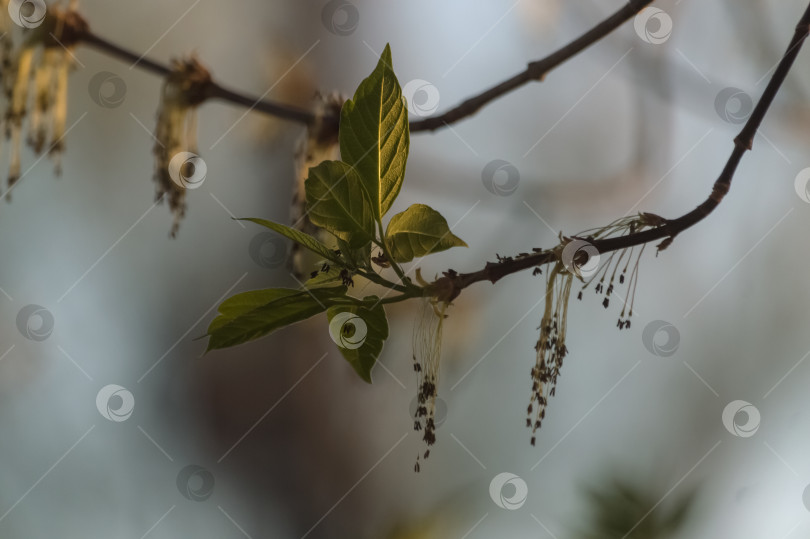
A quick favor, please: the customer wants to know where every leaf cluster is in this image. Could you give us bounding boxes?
[205,45,466,382]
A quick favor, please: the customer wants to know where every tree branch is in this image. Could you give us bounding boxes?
[76,0,654,133]
[409,0,654,132]
[81,31,318,126]
[434,1,810,300]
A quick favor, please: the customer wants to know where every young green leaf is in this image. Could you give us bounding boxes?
[305,160,375,248]
[339,43,409,219]
[327,300,388,383]
[206,286,347,351]
[241,218,341,264]
[385,204,468,263]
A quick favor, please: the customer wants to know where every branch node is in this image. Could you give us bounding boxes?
[426,274,460,303]
[169,57,214,107]
[40,6,89,49]
[733,134,753,151]
[526,61,548,81]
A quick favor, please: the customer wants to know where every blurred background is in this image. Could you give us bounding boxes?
[2,0,810,537]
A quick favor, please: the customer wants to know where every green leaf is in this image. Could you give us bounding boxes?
[327,300,388,383]
[385,204,468,263]
[339,43,409,219]
[206,286,347,351]
[305,161,375,248]
[241,218,341,264]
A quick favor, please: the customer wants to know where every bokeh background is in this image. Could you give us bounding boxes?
[2,0,810,537]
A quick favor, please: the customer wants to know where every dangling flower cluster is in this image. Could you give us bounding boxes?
[152,56,211,236]
[526,213,667,446]
[527,260,573,446]
[289,92,342,276]
[579,243,646,329]
[0,2,87,195]
[0,1,15,82]
[574,213,664,329]
[412,273,448,472]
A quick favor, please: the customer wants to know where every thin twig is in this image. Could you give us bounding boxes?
[82,32,172,78]
[82,31,317,126]
[409,0,654,132]
[78,0,654,133]
[434,1,810,299]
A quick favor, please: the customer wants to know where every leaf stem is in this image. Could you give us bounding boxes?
[366,293,418,306]
[357,269,410,293]
[374,222,409,285]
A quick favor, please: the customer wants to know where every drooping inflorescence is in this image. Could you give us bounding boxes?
[527,213,662,445]
[412,291,447,472]
[574,213,663,329]
[152,56,212,236]
[528,260,573,445]
[0,1,87,195]
[289,92,342,277]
